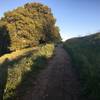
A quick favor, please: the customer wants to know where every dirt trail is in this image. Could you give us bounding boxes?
[22,45,80,100]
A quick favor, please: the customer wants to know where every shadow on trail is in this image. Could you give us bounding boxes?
[14,56,47,100]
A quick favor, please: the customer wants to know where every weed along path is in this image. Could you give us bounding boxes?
[22,45,80,100]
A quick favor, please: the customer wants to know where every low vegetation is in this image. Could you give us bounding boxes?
[0,43,54,100]
[64,32,100,100]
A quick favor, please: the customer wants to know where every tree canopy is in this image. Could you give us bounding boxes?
[0,2,61,52]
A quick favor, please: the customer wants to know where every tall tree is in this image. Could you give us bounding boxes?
[0,2,61,51]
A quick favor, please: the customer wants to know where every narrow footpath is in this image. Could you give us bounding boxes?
[21,45,80,100]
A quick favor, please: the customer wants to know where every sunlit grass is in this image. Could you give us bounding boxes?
[0,47,38,64]
[0,43,54,100]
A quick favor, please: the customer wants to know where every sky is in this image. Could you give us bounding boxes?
[0,0,100,40]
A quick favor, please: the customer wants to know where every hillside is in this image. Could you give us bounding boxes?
[64,32,100,100]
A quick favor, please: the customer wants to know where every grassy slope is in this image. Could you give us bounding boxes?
[64,33,100,100]
[0,47,39,64]
[0,43,54,100]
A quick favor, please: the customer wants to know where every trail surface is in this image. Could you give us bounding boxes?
[22,45,80,100]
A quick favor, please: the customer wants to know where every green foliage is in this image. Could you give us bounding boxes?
[0,3,61,52]
[63,33,100,100]
[0,43,54,99]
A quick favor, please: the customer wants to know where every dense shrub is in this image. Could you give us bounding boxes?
[0,3,61,51]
